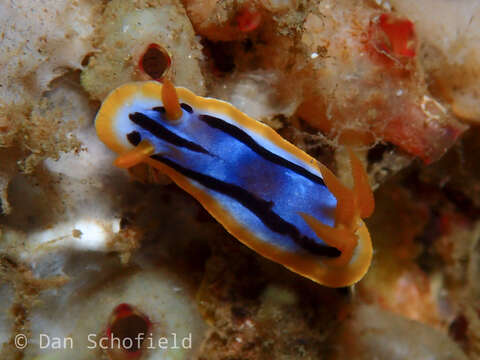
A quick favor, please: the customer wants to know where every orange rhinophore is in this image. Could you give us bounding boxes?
[161,79,183,121]
[368,13,416,62]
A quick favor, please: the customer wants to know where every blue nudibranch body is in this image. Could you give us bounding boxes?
[95,81,374,287]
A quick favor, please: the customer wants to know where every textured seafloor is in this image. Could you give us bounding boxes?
[1,0,480,359]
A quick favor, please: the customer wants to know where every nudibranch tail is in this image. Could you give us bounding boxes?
[161,79,183,121]
[95,80,374,288]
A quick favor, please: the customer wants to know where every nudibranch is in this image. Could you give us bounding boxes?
[95,80,374,287]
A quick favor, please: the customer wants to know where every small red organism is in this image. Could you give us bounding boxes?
[371,97,466,164]
[105,303,152,359]
[138,43,171,81]
[368,13,416,63]
[236,6,262,33]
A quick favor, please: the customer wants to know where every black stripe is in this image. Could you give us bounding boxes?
[152,155,340,258]
[126,131,141,146]
[180,103,193,113]
[129,112,210,155]
[198,114,326,187]
[152,106,165,114]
